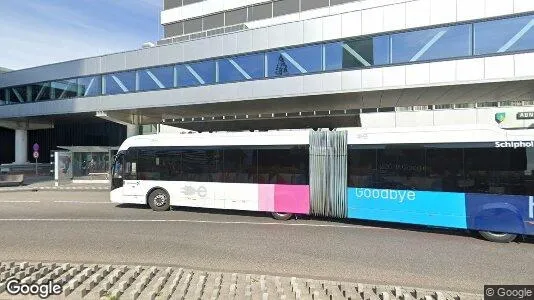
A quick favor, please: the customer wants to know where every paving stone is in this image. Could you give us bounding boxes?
[0,261,483,300]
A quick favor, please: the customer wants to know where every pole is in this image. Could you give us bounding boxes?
[35,157,38,175]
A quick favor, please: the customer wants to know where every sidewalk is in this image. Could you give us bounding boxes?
[0,261,482,300]
[0,175,109,192]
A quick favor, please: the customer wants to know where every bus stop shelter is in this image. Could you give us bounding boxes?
[54,146,119,184]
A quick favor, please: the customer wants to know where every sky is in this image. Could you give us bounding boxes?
[0,0,162,70]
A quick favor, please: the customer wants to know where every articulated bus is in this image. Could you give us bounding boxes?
[111,125,534,243]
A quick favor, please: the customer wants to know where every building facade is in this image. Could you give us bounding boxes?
[2,0,534,164]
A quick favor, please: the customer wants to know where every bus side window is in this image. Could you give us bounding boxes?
[124,162,137,180]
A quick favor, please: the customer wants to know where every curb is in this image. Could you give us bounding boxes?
[0,186,109,193]
[0,262,482,300]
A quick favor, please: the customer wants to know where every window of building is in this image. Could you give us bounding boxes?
[248,3,272,21]
[477,101,499,108]
[273,0,299,17]
[434,104,454,110]
[330,0,356,5]
[184,17,203,34]
[164,22,184,38]
[8,86,26,103]
[182,0,203,5]
[0,89,6,105]
[52,79,78,100]
[454,103,476,109]
[176,60,216,87]
[164,0,182,10]
[391,24,471,63]
[104,71,136,95]
[203,13,224,30]
[138,66,175,91]
[267,44,322,77]
[225,8,247,26]
[474,14,534,55]
[218,53,265,83]
[301,0,329,11]
[77,76,102,97]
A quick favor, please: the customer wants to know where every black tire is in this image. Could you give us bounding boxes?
[148,189,170,211]
[271,212,293,220]
[479,231,517,243]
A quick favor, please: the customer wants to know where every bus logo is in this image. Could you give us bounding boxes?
[495,112,506,124]
[181,185,207,198]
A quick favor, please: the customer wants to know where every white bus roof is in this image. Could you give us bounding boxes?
[117,125,534,151]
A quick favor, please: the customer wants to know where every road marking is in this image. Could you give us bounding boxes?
[53,201,111,204]
[0,201,41,203]
[0,218,386,230]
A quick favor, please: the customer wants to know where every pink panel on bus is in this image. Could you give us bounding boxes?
[274,185,310,214]
[258,184,275,212]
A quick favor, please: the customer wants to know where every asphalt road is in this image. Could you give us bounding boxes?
[0,191,532,294]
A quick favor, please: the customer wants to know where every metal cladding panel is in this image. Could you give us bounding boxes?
[158,43,184,66]
[303,18,324,44]
[0,60,88,88]
[101,53,126,73]
[124,47,159,70]
[234,30,253,54]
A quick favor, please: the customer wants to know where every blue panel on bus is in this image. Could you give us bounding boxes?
[347,188,468,229]
[465,194,534,235]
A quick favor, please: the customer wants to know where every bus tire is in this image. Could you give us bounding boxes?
[271,212,293,220]
[148,189,170,211]
[479,231,517,243]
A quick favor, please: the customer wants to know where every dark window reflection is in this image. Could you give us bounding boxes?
[348,145,534,196]
[131,146,308,185]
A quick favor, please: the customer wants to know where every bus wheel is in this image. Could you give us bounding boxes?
[479,231,517,243]
[148,189,170,211]
[271,212,293,220]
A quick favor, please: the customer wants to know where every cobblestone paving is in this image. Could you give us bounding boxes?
[0,262,482,300]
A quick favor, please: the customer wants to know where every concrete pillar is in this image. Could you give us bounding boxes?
[14,129,28,164]
[126,124,139,138]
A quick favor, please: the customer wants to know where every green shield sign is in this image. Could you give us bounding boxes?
[495,112,506,124]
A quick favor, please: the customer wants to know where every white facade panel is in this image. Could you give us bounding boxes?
[341,69,363,90]
[406,0,431,29]
[361,68,383,89]
[395,110,434,127]
[223,33,238,55]
[484,56,515,79]
[361,7,384,35]
[322,15,342,41]
[383,3,406,32]
[485,0,514,18]
[101,53,126,73]
[303,18,324,44]
[433,109,477,126]
[158,43,184,66]
[341,10,362,39]
[514,0,534,13]
[235,30,254,53]
[299,7,330,20]
[382,66,406,87]
[456,58,485,82]
[430,0,457,25]
[405,63,430,86]
[360,112,396,128]
[429,61,456,84]
[252,27,269,51]
[457,0,485,21]
[268,22,303,49]
[514,52,534,78]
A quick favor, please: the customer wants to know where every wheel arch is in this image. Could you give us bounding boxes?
[146,186,170,205]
